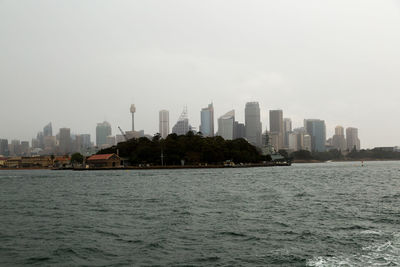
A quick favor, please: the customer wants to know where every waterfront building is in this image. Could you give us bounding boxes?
[59,128,71,154]
[172,107,191,136]
[86,153,122,168]
[346,127,360,151]
[245,102,262,147]
[159,110,170,139]
[96,121,112,147]
[43,123,52,137]
[217,110,235,140]
[304,119,326,152]
[200,103,214,137]
[332,126,347,151]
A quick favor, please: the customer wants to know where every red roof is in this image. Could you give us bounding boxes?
[87,154,116,161]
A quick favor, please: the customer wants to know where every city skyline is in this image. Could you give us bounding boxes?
[1,1,400,148]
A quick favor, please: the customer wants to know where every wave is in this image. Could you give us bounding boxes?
[306,232,400,266]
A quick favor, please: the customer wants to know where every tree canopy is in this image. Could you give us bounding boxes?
[98,132,263,165]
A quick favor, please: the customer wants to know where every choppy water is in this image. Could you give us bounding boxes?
[0,161,399,266]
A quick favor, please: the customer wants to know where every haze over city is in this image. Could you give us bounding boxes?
[1,1,400,148]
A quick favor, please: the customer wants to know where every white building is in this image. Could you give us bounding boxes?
[217,110,235,140]
[159,110,170,139]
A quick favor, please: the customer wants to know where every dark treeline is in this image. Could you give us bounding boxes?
[98,132,263,165]
[290,148,400,161]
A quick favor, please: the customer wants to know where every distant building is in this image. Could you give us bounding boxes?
[0,139,9,156]
[332,126,347,151]
[172,107,191,136]
[200,103,214,137]
[288,132,298,151]
[217,110,235,140]
[304,119,326,152]
[346,127,360,151]
[9,140,21,156]
[303,134,312,152]
[269,110,284,150]
[20,141,29,156]
[234,122,246,139]
[283,118,292,148]
[106,136,116,147]
[96,121,112,147]
[59,128,71,154]
[245,102,262,147]
[293,127,307,151]
[159,110,170,139]
[43,123,52,137]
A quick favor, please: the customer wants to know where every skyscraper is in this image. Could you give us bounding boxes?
[304,119,326,152]
[283,118,292,148]
[172,107,191,136]
[346,127,360,151]
[59,128,71,154]
[0,139,9,156]
[96,121,112,147]
[332,126,347,151]
[159,110,170,139]
[217,110,235,140]
[200,103,214,137]
[245,102,262,147]
[43,122,52,137]
[269,110,284,150]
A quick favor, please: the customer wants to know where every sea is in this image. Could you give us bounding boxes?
[0,161,399,266]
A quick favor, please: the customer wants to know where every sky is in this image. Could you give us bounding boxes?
[1,0,400,148]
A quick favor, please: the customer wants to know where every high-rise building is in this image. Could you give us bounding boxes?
[303,134,312,152]
[346,127,360,151]
[80,134,91,149]
[106,136,116,147]
[20,141,29,156]
[332,126,347,151]
[96,121,112,147]
[304,119,326,152]
[59,128,71,154]
[293,127,307,151]
[288,132,298,151]
[0,139,9,156]
[234,122,246,139]
[217,110,235,140]
[245,102,262,147]
[43,123,52,137]
[200,103,214,137]
[283,118,292,148]
[9,140,21,156]
[269,110,284,150]
[159,110,170,139]
[172,107,191,136]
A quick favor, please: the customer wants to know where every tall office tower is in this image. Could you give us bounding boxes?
[159,110,170,139]
[303,134,312,151]
[96,121,112,147]
[130,104,136,131]
[43,123,52,137]
[234,122,246,139]
[346,127,360,151]
[332,126,347,151]
[59,128,71,154]
[9,140,21,156]
[36,132,44,149]
[217,110,235,140]
[304,119,326,152]
[288,132,298,151]
[269,110,284,150]
[80,134,91,149]
[283,118,292,148]
[172,107,191,136]
[200,103,214,137]
[245,102,262,147]
[0,139,9,156]
[20,141,29,156]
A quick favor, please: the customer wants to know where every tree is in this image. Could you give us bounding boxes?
[70,153,84,164]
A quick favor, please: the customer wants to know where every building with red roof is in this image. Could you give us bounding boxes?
[86,153,122,168]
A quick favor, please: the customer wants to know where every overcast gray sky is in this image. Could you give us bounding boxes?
[1,0,399,148]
